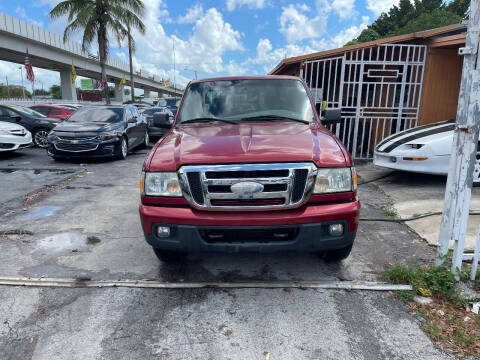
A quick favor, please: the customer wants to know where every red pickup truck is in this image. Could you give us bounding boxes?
[139,76,360,262]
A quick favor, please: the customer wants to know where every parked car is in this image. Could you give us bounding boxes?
[0,105,61,148]
[373,120,480,185]
[47,105,148,160]
[139,76,360,263]
[156,97,181,115]
[142,107,174,139]
[0,121,32,153]
[53,104,83,111]
[29,104,73,120]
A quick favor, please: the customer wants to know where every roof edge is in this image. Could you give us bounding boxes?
[269,23,466,75]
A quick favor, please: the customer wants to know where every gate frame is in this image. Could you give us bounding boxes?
[302,44,427,159]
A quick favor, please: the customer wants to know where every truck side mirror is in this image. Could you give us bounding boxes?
[322,109,342,125]
[153,112,169,126]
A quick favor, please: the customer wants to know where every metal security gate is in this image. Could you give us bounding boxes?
[302,44,427,159]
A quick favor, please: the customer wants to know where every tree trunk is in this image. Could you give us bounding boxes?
[128,27,135,103]
[98,23,110,105]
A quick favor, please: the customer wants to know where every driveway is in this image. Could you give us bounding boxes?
[0,147,454,359]
[358,162,480,251]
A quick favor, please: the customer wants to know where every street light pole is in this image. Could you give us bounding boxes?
[184,68,198,80]
[18,66,25,99]
[37,80,44,98]
[436,0,480,278]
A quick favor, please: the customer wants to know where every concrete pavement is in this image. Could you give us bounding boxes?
[0,146,455,359]
[357,162,480,251]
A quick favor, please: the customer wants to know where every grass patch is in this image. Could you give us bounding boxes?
[416,302,480,357]
[459,266,480,290]
[383,264,466,306]
[384,263,480,357]
[383,208,398,217]
[86,236,101,245]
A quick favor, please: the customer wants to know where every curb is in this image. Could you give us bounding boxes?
[0,277,413,291]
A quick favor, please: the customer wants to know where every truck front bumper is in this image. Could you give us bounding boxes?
[139,200,360,253]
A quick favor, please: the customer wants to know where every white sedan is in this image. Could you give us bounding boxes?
[0,121,32,152]
[373,120,480,185]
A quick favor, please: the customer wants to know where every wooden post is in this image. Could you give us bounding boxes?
[471,225,480,280]
[436,0,480,279]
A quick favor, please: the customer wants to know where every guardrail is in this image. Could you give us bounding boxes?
[0,12,155,80]
[0,98,103,106]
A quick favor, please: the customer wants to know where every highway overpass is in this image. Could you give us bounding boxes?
[0,12,182,100]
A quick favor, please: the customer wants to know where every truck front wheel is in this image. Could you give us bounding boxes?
[323,244,353,262]
[152,247,184,263]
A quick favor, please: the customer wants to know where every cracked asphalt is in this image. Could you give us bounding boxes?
[0,147,456,359]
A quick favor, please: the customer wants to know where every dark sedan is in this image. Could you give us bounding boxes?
[0,105,61,147]
[156,97,181,116]
[142,107,174,139]
[47,105,148,160]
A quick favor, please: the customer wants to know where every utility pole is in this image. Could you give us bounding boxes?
[436,0,480,279]
[173,38,176,91]
[18,66,25,99]
[5,76,9,98]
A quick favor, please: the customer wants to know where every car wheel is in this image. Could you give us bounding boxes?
[143,131,150,148]
[322,244,353,262]
[33,128,49,148]
[152,247,184,263]
[117,136,128,160]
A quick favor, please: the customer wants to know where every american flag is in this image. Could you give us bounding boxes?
[25,49,34,82]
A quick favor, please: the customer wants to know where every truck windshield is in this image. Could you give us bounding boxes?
[177,79,315,124]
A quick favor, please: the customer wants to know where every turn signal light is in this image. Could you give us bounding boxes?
[403,157,428,161]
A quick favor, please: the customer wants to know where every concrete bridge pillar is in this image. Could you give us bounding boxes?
[144,89,151,98]
[113,82,124,103]
[60,70,77,101]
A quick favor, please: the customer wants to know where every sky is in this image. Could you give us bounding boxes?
[0,0,400,94]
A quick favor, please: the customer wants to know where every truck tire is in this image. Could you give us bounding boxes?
[323,244,353,262]
[152,247,184,263]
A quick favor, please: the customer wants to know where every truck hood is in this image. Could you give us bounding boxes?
[148,121,348,171]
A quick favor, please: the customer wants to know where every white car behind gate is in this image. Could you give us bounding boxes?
[373,120,480,185]
[0,121,32,152]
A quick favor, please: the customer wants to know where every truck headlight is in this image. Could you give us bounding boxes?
[314,167,356,194]
[143,172,182,196]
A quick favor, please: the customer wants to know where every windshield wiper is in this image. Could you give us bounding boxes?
[178,118,237,125]
[240,115,310,124]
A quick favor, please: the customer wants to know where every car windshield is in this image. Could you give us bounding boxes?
[157,98,180,107]
[67,107,123,123]
[9,105,46,118]
[143,108,168,115]
[177,79,315,124]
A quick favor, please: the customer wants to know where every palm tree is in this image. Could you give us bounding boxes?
[121,13,145,102]
[49,0,145,105]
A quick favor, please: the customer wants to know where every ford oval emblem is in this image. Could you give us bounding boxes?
[231,181,264,196]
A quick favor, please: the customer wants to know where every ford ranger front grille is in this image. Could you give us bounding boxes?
[178,163,317,210]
